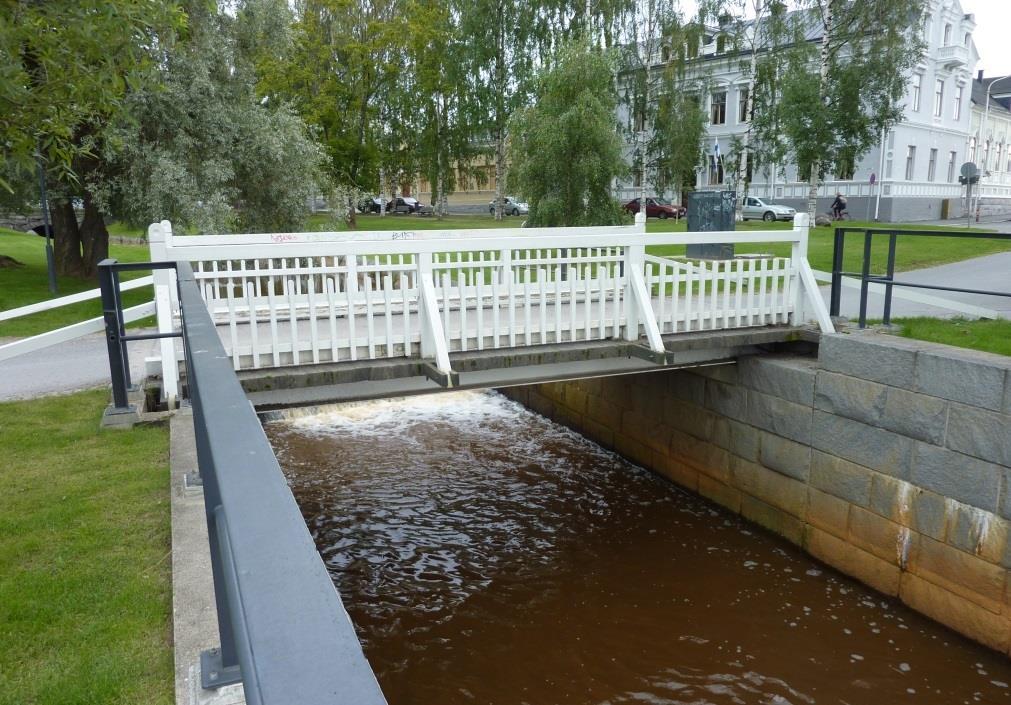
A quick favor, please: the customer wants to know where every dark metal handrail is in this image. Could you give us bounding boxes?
[98,259,387,704]
[828,228,1011,328]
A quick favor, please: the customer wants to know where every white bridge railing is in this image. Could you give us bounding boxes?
[149,213,832,403]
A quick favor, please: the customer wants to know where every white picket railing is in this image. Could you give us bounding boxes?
[149,213,831,400]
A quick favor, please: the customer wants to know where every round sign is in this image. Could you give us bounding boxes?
[960,162,979,178]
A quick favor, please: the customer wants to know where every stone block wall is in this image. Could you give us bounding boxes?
[500,330,1011,653]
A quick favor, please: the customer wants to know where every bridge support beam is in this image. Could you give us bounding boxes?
[622,243,666,355]
[417,253,456,384]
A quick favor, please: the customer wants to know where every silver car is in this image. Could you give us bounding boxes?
[489,196,529,216]
[741,197,796,222]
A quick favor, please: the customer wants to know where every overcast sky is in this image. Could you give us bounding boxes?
[963,0,1011,77]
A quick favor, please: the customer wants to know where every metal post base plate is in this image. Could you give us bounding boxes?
[200,647,242,690]
[100,403,139,429]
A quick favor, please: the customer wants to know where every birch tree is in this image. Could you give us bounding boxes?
[780,0,926,218]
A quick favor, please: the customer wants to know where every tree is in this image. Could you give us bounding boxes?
[1,0,182,276]
[262,0,415,228]
[616,1,720,205]
[101,1,326,234]
[508,40,627,227]
[776,0,926,218]
[721,0,793,217]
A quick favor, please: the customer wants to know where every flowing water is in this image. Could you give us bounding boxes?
[265,390,1011,705]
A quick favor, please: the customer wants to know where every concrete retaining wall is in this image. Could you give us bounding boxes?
[500,330,1011,653]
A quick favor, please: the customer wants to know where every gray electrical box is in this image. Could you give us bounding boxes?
[686,190,736,259]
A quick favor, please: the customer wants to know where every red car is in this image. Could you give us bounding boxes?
[622,197,685,219]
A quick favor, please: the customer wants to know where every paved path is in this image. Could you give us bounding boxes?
[0,332,157,402]
[818,250,1011,320]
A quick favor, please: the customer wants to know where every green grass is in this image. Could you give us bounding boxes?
[0,230,154,337]
[892,317,1011,357]
[0,390,172,705]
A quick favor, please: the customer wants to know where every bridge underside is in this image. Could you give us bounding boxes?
[239,326,819,411]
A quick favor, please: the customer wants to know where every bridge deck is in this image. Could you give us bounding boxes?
[245,326,818,411]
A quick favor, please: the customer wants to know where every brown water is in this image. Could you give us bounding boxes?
[265,391,1011,705]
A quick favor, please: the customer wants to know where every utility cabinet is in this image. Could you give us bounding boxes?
[686,191,735,259]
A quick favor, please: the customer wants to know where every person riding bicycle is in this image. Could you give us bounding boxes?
[831,192,848,220]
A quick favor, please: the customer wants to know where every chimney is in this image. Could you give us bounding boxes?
[978,70,984,82]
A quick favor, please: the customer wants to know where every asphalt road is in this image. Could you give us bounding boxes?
[0,332,157,402]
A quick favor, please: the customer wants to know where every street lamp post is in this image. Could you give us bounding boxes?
[975,74,1011,220]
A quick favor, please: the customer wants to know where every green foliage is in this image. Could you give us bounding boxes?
[100,2,325,233]
[508,41,627,227]
[0,1,183,188]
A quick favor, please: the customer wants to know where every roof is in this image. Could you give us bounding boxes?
[971,76,1011,116]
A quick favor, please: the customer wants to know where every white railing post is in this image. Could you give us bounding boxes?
[622,213,665,354]
[790,213,835,334]
[416,252,453,378]
[149,220,179,406]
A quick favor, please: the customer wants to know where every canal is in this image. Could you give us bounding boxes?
[265,390,1011,705]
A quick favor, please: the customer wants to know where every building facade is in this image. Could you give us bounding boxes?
[616,0,1003,222]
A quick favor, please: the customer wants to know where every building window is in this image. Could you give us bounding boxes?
[969,137,976,162]
[711,91,727,125]
[943,23,951,46]
[922,16,930,41]
[983,140,990,169]
[948,151,957,182]
[933,79,944,118]
[911,74,922,111]
[905,145,916,180]
[953,85,963,120]
[997,143,1004,172]
[708,155,724,185]
[964,32,971,47]
[738,88,750,123]
[927,148,937,181]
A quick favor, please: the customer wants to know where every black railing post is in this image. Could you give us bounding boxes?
[858,231,873,329]
[882,232,898,326]
[98,259,132,413]
[829,227,845,317]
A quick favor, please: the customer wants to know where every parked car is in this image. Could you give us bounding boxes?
[358,196,383,214]
[387,196,421,214]
[622,197,686,219]
[741,196,796,222]
[489,196,529,216]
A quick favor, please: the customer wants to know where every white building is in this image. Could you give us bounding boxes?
[617,0,999,222]
[970,73,1011,215]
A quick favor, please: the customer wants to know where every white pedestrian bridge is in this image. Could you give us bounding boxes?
[144,213,832,409]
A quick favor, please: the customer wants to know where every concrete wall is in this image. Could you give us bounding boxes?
[500,331,1011,653]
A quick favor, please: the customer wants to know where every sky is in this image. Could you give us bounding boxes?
[963,0,1011,77]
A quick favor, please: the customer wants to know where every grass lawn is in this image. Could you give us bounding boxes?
[0,229,154,338]
[0,390,173,705]
[892,317,1011,357]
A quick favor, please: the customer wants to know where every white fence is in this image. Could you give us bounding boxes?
[149,213,831,402]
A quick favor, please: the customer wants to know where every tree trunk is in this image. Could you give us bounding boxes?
[79,192,109,278]
[347,188,358,229]
[807,0,834,220]
[494,3,506,221]
[736,11,760,220]
[50,198,85,277]
[494,131,506,221]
